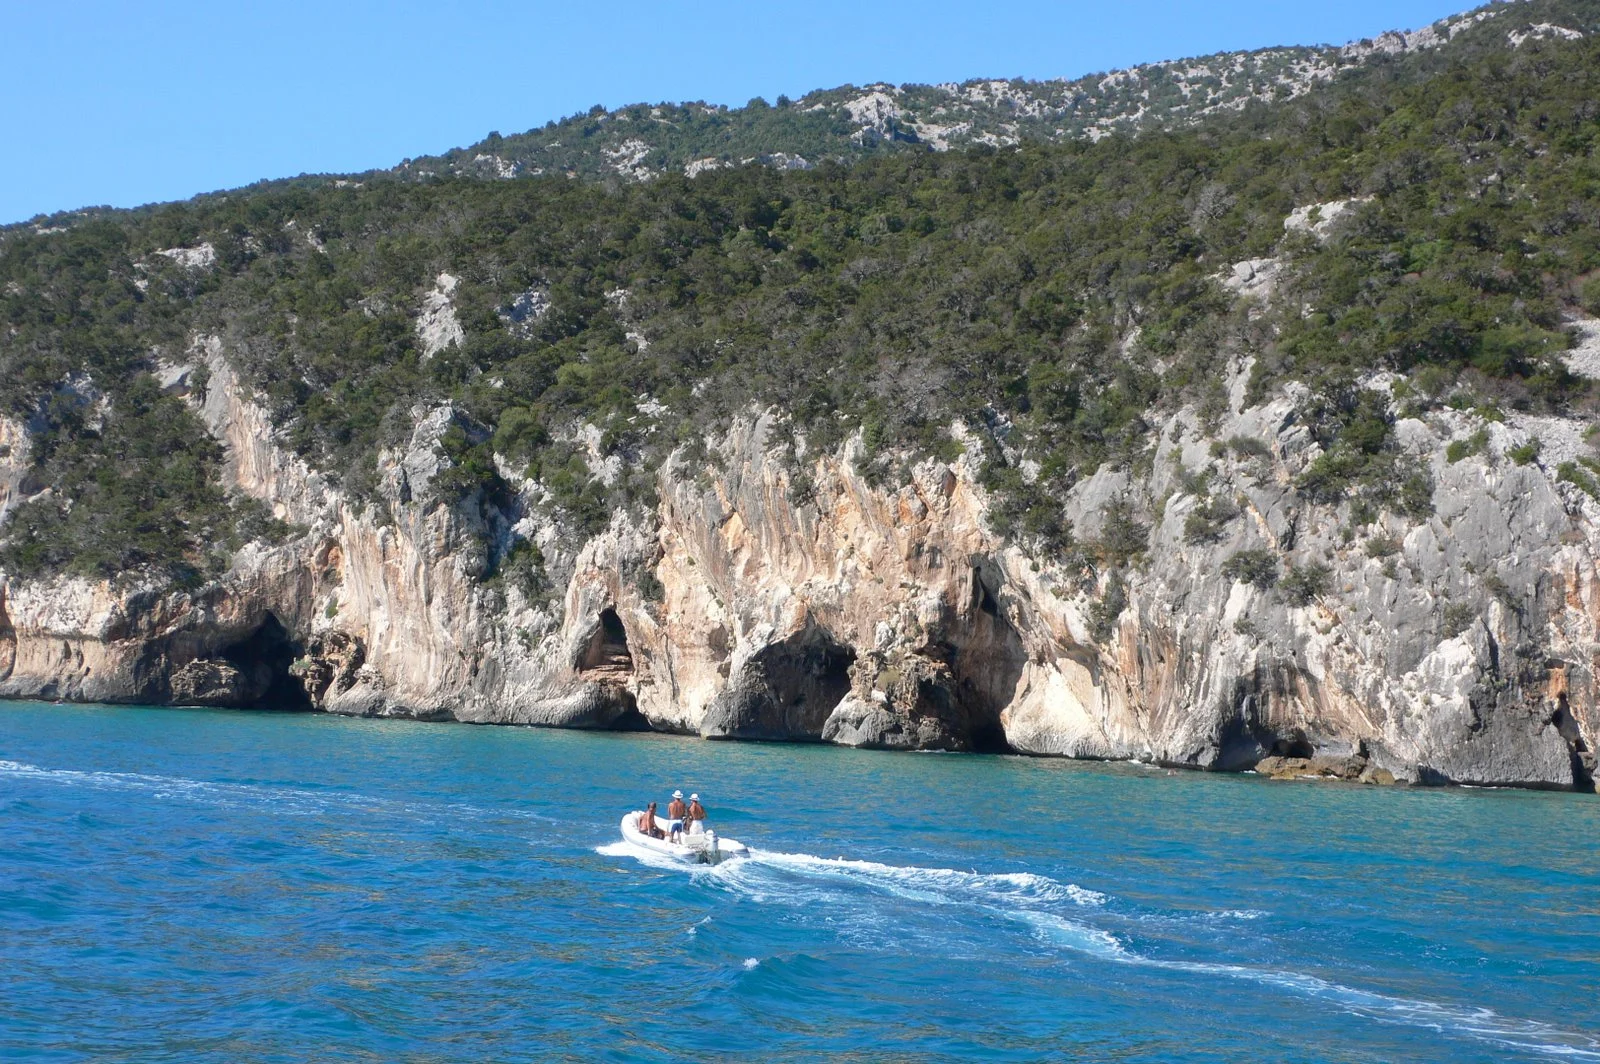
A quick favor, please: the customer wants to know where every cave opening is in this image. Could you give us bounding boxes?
[966,711,1013,755]
[221,612,312,710]
[569,608,648,730]
[1552,693,1597,793]
[704,627,857,741]
[972,567,1001,618]
[946,563,1021,753]
[1271,736,1315,759]
[770,637,855,716]
[579,608,634,679]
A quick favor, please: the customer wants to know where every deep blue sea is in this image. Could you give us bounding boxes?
[2,701,1598,1062]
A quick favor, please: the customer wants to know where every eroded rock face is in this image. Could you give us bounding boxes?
[0,338,1597,790]
[169,659,258,708]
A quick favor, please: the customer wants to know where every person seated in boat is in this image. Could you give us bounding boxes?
[640,802,665,840]
[687,793,706,834]
[667,790,688,842]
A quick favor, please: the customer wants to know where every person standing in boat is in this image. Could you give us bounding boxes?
[667,790,688,842]
[687,793,706,835]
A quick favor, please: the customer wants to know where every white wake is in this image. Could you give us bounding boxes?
[0,758,547,824]
[600,837,1600,1060]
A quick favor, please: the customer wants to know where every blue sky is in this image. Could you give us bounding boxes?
[4,0,1471,224]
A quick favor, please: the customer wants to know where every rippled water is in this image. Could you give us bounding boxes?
[2,701,1597,1062]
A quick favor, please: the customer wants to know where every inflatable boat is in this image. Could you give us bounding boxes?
[620,811,750,865]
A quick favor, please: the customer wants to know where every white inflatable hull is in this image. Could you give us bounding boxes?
[620,812,750,864]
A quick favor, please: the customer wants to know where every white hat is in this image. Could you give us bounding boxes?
[689,793,699,801]
[672,790,683,799]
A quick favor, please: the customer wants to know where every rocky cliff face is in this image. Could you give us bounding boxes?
[1,312,1596,790]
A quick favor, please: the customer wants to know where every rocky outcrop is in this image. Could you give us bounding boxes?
[1,330,1597,791]
[1254,753,1395,786]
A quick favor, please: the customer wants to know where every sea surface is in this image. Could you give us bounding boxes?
[1,701,1597,1062]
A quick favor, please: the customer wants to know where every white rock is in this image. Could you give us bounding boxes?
[417,273,465,359]
[1283,198,1371,240]
[1562,316,1600,380]
[603,139,655,181]
[684,157,729,179]
[1221,257,1281,297]
[155,243,216,270]
[1509,23,1584,47]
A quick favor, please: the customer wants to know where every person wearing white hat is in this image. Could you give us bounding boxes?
[686,793,706,835]
[667,790,688,842]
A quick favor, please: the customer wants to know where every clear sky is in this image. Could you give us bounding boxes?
[4,0,1473,224]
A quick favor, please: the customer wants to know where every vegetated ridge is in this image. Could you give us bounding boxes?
[402,3,1548,184]
[2,0,1600,791]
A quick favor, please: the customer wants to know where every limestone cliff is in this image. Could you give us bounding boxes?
[1,324,1596,790]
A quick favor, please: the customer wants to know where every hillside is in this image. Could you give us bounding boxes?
[404,3,1572,185]
[1,0,1599,789]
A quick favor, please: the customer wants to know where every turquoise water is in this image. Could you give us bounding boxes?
[1,702,1597,1062]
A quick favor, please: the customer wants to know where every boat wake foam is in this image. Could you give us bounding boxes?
[600,836,1600,1060]
[594,839,698,873]
[745,849,1108,908]
[0,758,547,826]
[1026,908,1600,1058]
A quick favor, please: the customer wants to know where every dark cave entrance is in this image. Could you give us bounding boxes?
[758,633,856,735]
[221,612,312,710]
[579,608,635,680]
[575,607,647,729]
[965,703,1014,755]
[1271,735,1315,759]
[1553,693,1597,793]
[1215,666,1323,771]
[947,563,1022,754]
[704,626,857,741]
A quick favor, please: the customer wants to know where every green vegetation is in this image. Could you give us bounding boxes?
[1094,501,1151,567]
[0,377,284,583]
[1184,491,1242,545]
[1221,548,1279,589]
[493,538,552,602]
[1293,392,1437,517]
[1365,534,1402,559]
[3,1,1600,586]
[1441,601,1477,638]
[1481,570,1519,609]
[1280,563,1332,606]
[1507,438,1541,465]
[1580,275,1600,316]
[1446,429,1490,463]
[393,0,1600,200]
[1088,570,1128,643]
[1558,459,1600,499]
[1226,435,1271,460]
